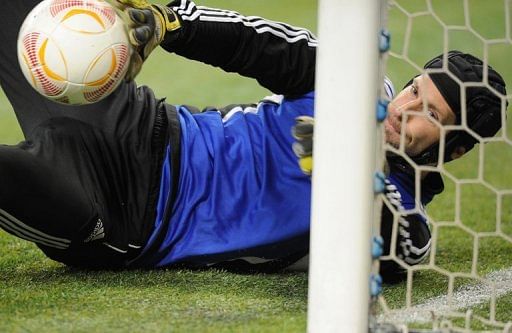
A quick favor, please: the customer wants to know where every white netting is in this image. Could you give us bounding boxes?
[374,0,512,331]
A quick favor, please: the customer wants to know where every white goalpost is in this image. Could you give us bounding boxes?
[307,0,381,331]
[308,0,512,331]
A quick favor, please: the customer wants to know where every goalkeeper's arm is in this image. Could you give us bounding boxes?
[110,0,316,95]
[162,0,317,96]
[379,180,432,283]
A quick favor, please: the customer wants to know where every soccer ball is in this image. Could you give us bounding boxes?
[17,0,133,105]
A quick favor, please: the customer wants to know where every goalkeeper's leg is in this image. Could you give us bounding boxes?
[0,143,101,250]
[0,0,74,137]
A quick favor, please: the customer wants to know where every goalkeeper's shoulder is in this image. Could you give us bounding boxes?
[384,76,395,99]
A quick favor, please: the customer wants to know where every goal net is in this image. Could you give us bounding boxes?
[374,0,512,331]
[308,0,512,331]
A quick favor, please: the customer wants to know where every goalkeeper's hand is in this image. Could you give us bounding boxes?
[292,116,314,175]
[106,0,182,80]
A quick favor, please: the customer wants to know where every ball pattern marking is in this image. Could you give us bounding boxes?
[84,44,129,102]
[23,32,66,97]
[50,0,116,29]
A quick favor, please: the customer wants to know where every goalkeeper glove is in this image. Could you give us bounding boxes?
[292,116,314,175]
[106,0,182,80]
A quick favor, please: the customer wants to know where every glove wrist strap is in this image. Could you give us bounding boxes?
[151,4,181,43]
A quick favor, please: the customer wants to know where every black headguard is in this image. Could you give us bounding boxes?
[402,51,507,165]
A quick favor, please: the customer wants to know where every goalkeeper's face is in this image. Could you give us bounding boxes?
[385,74,457,157]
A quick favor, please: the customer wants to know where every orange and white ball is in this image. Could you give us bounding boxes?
[17,0,132,105]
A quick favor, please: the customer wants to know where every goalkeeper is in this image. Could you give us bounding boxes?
[0,1,506,278]
[292,52,507,280]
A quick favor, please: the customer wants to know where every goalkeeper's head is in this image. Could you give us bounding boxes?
[385,50,507,166]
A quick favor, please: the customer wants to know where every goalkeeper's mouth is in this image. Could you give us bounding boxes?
[384,115,402,139]
[384,116,416,154]
[387,117,402,134]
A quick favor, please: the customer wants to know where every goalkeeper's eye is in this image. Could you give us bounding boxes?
[427,109,439,121]
[410,84,418,96]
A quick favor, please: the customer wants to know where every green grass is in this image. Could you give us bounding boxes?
[1,0,512,331]
[0,238,307,333]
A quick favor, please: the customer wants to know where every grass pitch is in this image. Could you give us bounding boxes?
[0,0,511,331]
[0,237,307,332]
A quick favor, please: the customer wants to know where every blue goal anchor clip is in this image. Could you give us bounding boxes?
[379,29,391,53]
[372,235,384,259]
[376,99,389,122]
[370,274,383,297]
[373,171,386,193]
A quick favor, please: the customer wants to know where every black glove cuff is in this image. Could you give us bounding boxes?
[159,5,185,51]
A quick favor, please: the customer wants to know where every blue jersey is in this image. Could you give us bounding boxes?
[382,169,443,267]
[140,93,314,267]
[137,77,443,270]
[388,170,441,221]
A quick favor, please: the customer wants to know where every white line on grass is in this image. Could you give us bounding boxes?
[378,268,512,324]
